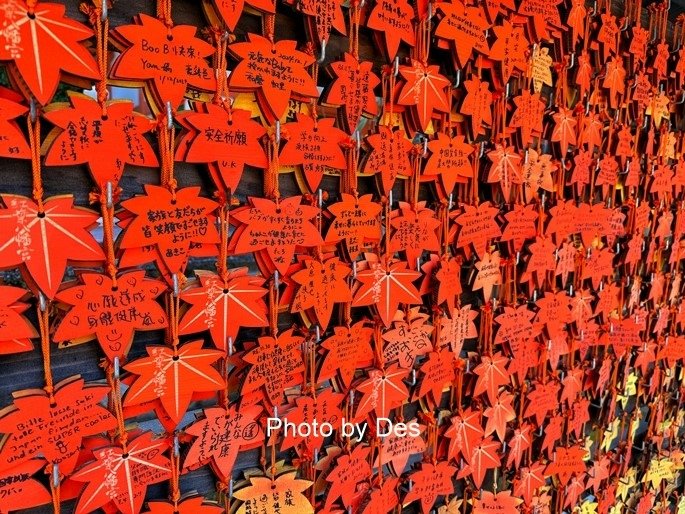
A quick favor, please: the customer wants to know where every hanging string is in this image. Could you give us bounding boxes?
[158,117,177,199]
[217,199,230,282]
[157,0,172,28]
[348,0,362,60]
[27,107,44,212]
[262,0,277,42]
[37,301,53,400]
[264,127,281,199]
[211,28,231,106]
[104,361,128,451]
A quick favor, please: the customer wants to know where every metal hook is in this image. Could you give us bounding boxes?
[273,405,278,418]
[349,389,355,409]
[620,16,629,31]
[317,39,327,64]
[106,181,113,209]
[101,0,108,21]
[52,464,60,488]
[352,260,357,280]
[677,90,685,105]
[388,190,393,207]
[228,336,234,356]
[38,292,47,312]
[416,257,421,270]
[454,68,461,88]
[229,478,234,499]
[166,101,173,130]
[318,189,323,209]
[113,356,120,380]
[173,434,180,457]
[172,273,179,297]
[354,130,361,152]
[274,270,280,290]
[411,369,417,386]
[393,56,399,77]
[29,97,37,124]
[313,448,319,464]
[422,136,428,158]
[566,52,575,69]
[448,193,453,211]
[315,324,321,343]
[275,120,281,146]
[479,141,485,158]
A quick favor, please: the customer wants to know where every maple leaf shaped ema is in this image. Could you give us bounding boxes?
[291,256,352,330]
[396,59,451,132]
[299,0,347,43]
[461,77,493,137]
[353,365,409,421]
[123,340,226,425]
[452,201,502,259]
[325,193,382,260]
[230,196,323,276]
[486,145,522,202]
[118,185,220,276]
[234,472,314,514]
[228,34,318,122]
[0,95,30,159]
[473,351,510,404]
[423,134,475,196]
[280,114,348,192]
[489,20,529,84]
[178,269,268,351]
[111,14,216,109]
[280,388,344,454]
[324,53,380,133]
[366,0,415,60]
[0,376,116,475]
[177,104,267,193]
[473,491,523,514]
[183,404,263,482]
[404,461,456,514]
[318,321,374,388]
[324,443,371,510]
[361,125,414,193]
[0,1,100,105]
[43,93,158,188]
[389,201,441,269]
[0,195,105,299]
[352,258,422,327]
[54,270,168,362]
[242,329,305,405]
[460,436,501,489]
[71,431,171,514]
[434,0,489,68]
[445,407,485,461]
[0,460,51,512]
